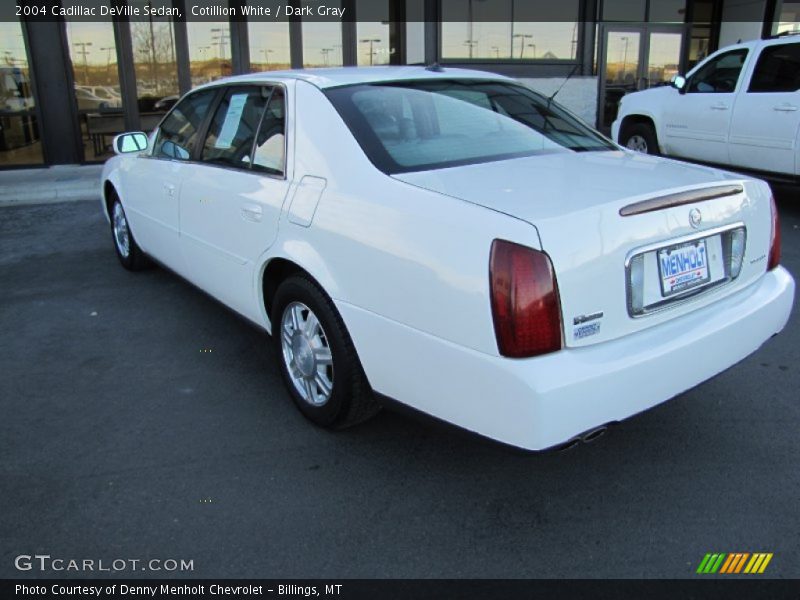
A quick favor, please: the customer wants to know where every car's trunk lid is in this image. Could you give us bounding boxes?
[393,150,772,348]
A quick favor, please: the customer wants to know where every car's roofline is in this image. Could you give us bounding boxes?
[192,66,514,92]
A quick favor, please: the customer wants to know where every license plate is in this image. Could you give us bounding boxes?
[657,239,710,297]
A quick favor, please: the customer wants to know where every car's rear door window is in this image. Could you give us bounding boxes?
[201,86,271,169]
[251,87,286,176]
[198,85,286,176]
[748,43,800,93]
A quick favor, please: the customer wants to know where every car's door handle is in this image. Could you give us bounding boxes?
[163,183,176,197]
[773,104,798,112]
[241,204,262,222]
[710,103,729,110]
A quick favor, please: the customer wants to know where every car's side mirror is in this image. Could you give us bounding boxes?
[671,75,687,94]
[113,132,148,155]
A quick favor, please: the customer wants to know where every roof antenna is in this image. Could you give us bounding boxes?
[425,62,445,72]
[547,63,580,108]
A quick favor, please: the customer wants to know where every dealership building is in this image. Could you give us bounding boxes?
[1,0,798,169]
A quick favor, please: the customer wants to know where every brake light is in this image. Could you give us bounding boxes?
[489,239,563,358]
[768,195,781,270]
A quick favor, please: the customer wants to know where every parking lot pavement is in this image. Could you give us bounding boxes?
[1,192,798,579]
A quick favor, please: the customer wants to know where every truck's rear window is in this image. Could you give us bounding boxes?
[325,79,614,174]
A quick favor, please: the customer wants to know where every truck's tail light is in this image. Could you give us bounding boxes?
[768,195,781,270]
[489,240,563,358]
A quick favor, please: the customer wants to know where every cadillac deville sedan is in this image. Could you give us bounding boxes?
[101,66,795,451]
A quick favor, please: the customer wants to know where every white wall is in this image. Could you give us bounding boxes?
[718,0,767,46]
[517,77,599,126]
[405,22,425,64]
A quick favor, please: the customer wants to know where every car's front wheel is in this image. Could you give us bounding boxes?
[109,195,148,271]
[621,122,659,155]
[272,275,380,429]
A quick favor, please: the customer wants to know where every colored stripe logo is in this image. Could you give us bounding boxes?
[696,553,773,574]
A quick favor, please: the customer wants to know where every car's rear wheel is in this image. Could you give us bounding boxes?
[621,122,659,155]
[272,275,379,429]
[110,196,149,271]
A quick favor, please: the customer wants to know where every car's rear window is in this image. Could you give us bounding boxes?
[325,79,615,174]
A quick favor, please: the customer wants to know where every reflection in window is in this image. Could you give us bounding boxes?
[773,0,800,34]
[248,21,291,71]
[66,20,122,162]
[441,0,579,60]
[687,0,714,69]
[303,2,343,68]
[252,88,285,175]
[187,8,231,85]
[156,89,216,160]
[129,1,178,125]
[357,0,392,66]
[0,19,42,166]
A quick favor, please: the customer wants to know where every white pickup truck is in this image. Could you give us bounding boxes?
[613,35,800,180]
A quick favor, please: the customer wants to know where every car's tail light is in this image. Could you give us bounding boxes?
[489,240,563,358]
[768,195,781,270]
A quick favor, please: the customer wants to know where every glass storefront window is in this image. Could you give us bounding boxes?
[441,0,579,60]
[129,1,179,127]
[66,19,122,162]
[303,2,343,68]
[773,1,800,34]
[247,21,291,71]
[357,0,392,66]
[0,19,42,166]
[187,2,232,85]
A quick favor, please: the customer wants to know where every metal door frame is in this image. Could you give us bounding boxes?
[597,23,686,132]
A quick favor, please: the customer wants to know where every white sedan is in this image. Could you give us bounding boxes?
[102,66,794,451]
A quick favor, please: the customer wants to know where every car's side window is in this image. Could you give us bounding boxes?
[687,49,749,94]
[252,87,286,176]
[201,86,270,169]
[748,43,800,93]
[154,89,216,160]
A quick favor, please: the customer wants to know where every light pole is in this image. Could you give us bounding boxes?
[261,48,274,69]
[527,43,536,59]
[359,38,381,66]
[320,48,332,66]
[620,36,630,83]
[73,41,93,83]
[512,33,532,59]
[491,45,500,59]
[100,46,114,82]
[464,39,478,59]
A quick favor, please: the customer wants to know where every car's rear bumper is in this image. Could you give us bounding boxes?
[339,267,794,451]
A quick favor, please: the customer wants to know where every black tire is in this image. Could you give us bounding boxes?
[109,194,149,271]
[271,275,379,429]
[621,122,659,155]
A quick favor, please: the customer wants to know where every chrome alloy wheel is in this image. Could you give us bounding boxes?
[626,134,649,153]
[280,301,334,406]
[112,202,131,258]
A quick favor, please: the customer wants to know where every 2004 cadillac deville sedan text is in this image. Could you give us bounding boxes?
[102,67,795,451]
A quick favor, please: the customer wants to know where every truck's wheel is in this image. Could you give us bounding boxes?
[621,123,659,155]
